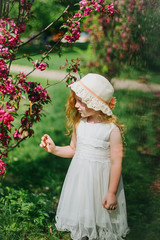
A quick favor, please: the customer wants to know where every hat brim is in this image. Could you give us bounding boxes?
[70,81,113,116]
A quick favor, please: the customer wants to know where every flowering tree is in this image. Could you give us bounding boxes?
[0,0,115,175]
[82,0,158,78]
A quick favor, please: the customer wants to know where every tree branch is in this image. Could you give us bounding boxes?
[44,73,70,90]
[18,4,70,48]
[2,136,28,150]
[6,0,9,18]
[0,0,3,18]
[26,67,36,77]
[26,34,64,77]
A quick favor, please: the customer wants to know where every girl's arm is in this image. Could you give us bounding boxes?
[103,127,123,210]
[40,131,76,158]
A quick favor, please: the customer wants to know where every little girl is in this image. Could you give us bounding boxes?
[40,73,129,240]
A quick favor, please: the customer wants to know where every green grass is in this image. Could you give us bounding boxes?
[13,42,89,71]
[0,76,160,239]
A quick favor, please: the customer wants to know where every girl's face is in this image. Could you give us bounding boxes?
[75,95,99,119]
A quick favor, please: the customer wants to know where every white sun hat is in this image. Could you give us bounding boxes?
[69,73,115,116]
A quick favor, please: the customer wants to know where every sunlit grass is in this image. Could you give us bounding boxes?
[13,43,89,71]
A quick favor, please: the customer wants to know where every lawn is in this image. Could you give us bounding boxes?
[0,76,160,240]
[13,43,90,72]
[12,42,160,84]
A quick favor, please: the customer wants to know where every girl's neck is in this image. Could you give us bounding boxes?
[87,115,102,124]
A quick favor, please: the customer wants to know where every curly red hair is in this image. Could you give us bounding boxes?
[65,90,125,139]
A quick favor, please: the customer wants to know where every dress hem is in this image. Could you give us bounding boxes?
[55,221,130,240]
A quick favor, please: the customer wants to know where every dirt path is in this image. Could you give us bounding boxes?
[111,78,160,92]
[11,64,160,92]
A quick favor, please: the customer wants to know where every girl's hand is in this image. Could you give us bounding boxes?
[40,134,56,154]
[102,192,117,210]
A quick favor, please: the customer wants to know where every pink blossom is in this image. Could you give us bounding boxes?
[105,17,111,23]
[0,59,8,78]
[0,132,5,140]
[0,78,16,95]
[22,81,31,92]
[17,72,27,83]
[73,13,83,19]
[0,110,14,128]
[65,31,80,43]
[64,20,81,43]
[32,62,47,71]
[27,82,50,104]
[79,0,88,9]
[93,2,101,11]
[107,3,115,16]
[127,16,133,22]
[120,52,124,59]
[5,103,14,110]
[0,159,6,175]
[106,56,110,61]
[17,23,26,34]
[122,32,126,38]
[0,34,5,44]
[0,18,21,59]
[84,7,92,16]
[141,36,146,41]
[13,129,21,140]
[0,110,5,121]
[107,48,112,54]
[38,62,47,71]
[3,112,14,127]
[99,0,104,4]
[0,46,11,59]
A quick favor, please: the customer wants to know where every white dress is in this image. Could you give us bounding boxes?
[55,119,129,240]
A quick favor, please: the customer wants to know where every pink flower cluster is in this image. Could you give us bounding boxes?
[32,61,47,71]
[0,18,23,59]
[0,2,52,163]
[107,3,115,16]
[28,82,50,104]
[0,108,14,146]
[13,129,21,140]
[0,78,16,96]
[64,1,115,43]
[0,59,8,79]
[64,21,81,43]
[128,0,136,13]
[0,159,6,175]
[79,0,88,9]
[20,81,51,128]
[73,13,83,19]
[93,2,101,12]
[17,72,30,91]
[0,109,14,129]
[17,72,27,84]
